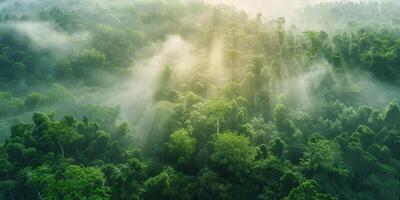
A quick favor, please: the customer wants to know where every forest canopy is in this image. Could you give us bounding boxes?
[1,0,400,199]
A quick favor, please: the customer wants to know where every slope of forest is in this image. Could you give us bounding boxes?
[1,0,400,199]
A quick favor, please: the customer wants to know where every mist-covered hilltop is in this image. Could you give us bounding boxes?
[0,0,400,199]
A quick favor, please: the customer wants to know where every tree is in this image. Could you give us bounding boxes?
[268,137,286,158]
[59,165,110,199]
[0,91,23,116]
[211,132,256,179]
[253,156,301,199]
[285,180,338,200]
[383,129,400,159]
[10,62,26,80]
[26,165,57,199]
[78,104,119,130]
[44,116,80,158]
[142,167,195,200]
[103,159,147,200]
[0,153,15,200]
[144,101,180,156]
[166,129,196,165]
[47,83,74,104]
[28,165,110,199]
[301,135,348,176]
[351,125,376,149]
[383,102,400,129]
[197,168,234,200]
[73,48,106,80]
[273,104,296,136]
[24,92,49,110]
[189,98,237,144]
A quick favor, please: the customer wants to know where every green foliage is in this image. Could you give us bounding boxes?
[268,137,286,158]
[301,135,348,176]
[142,167,195,200]
[1,1,400,199]
[47,83,74,104]
[383,102,400,129]
[76,104,120,131]
[211,132,256,178]
[24,92,49,110]
[28,165,109,200]
[285,180,337,200]
[166,129,196,165]
[0,91,23,116]
[189,98,240,144]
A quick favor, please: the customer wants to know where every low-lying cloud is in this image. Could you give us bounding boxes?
[205,0,379,19]
[4,21,90,51]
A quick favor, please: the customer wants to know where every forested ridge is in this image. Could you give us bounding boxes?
[1,0,400,199]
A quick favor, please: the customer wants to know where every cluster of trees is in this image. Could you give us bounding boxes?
[298,1,400,31]
[1,99,400,199]
[330,29,400,83]
[0,0,400,199]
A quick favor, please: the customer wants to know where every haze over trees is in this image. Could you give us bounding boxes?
[0,0,400,199]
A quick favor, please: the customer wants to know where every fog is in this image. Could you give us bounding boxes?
[0,0,381,19]
[277,62,330,107]
[2,0,400,198]
[206,0,383,19]
[1,0,400,139]
[6,21,89,51]
[276,61,400,110]
[103,35,193,125]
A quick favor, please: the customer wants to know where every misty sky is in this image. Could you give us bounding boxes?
[205,0,378,18]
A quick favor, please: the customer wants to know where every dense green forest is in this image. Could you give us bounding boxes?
[1,0,400,199]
